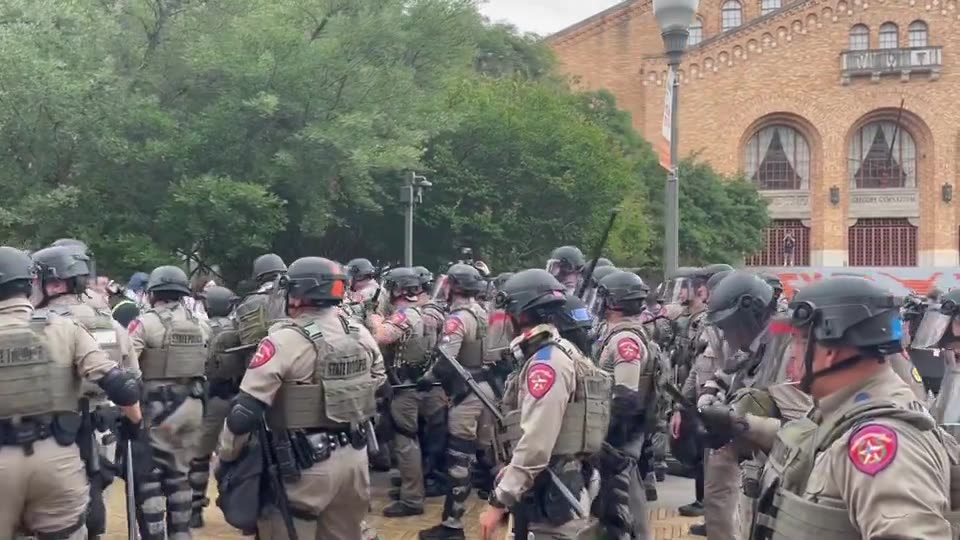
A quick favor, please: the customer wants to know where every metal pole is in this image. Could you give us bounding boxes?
[404,182,414,267]
[665,61,681,278]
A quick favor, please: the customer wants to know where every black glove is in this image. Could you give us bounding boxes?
[416,376,435,392]
[118,417,143,442]
[698,405,748,448]
[375,381,394,401]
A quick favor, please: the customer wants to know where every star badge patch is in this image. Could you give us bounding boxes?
[527,363,556,399]
[848,424,898,476]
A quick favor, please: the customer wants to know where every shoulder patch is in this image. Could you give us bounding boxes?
[616,337,643,362]
[527,363,556,399]
[443,316,463,335]
[489,311,509,325]
[534,345,553,361]
[249,339,277,369]
[388,311,408,325]
[848,424,898,476]
[127,318,142,334]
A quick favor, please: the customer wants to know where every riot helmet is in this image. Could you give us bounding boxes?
[912,288,960,350]
[583,265,619,313]
[0,247,35,300]
[285,257,348,305]
[146,266,192,298]
[788,277,903,393]
[493,272,514,291]
[386,267,423,303]
[32,246,91,300]
[433,263,485,302]
[597,270,649,318]
[554,294,595,355]
[706,271,773,351]
[662,266,700,306]
[546,245,585,278]
[346,258,376,287]
[252,253,287,283]
[413,266,435,294]
[51,238,96,278]
[706,270,732,292]
[496,269,566,326]
[202,286,239,318]
[594,257,614,268]
[901,293,928,343]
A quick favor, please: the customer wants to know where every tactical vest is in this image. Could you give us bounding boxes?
[450,303,488,369]
[502,338,612,458]
[235,293,272,347]
[383,307,430,373]
[206,317,246,380]
[139,308,207,380]
[267,316,378,431]
[421,302,446,344]
[753,400,960,539]
[597,325,659,423]
[42,303,125,397]
[0,314,80,419]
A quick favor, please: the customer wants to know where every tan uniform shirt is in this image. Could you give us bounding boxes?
[680,308,713,401]
[369,304,422,347]
[220,307,386,459]
[800,367,952,538]
[45,294,137,371]
[128,301,211,361]
[81,288,110,310]
[435,297,484,365]
[0,297,119,383]
[495,337,579,506]
[596,316,649,391]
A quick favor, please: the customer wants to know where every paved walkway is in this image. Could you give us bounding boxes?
[103,473,704,539]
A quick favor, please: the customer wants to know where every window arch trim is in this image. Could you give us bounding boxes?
[744,124,812,191]
[849,24,870,50]
[689,17,704,46]
[908,20,928,47]
[879,22,900,49]
[721,0,743,31]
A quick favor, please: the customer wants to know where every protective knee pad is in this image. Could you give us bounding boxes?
[137,473,167,540]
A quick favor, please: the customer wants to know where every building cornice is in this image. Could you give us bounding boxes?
[548,1,648,48]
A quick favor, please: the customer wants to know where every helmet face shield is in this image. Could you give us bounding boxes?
[431,275,450,303]
[912,307,954,350]
[546,259,564,278]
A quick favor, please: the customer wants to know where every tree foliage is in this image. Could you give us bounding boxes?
[0,0,769,282]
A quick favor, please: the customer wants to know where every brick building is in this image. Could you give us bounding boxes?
[549,0,959,267]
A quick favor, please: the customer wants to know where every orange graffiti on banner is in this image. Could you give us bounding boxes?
[776,271,823,300]
[879,272,942,296]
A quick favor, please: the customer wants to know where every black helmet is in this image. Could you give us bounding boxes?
[253,253,287,282]
[203,286,239,317]
[497,269,566,320]
[706,270,732,291]
[547,246,585,275]
[387,267,423,300]
[0,246,34,286]
[595,257,613,268]
[706,271,773,350]
[32,246,91,282]
[703,263,734,277]
[790,277,903,390]
[346,258,376,281]
[590,265,619,287]
[50,238,95,277]
[286,257,348,304]
[555,294,595,354]
[413,265,433,285]
[446,263,486,295]
[598,270,649,316]
[146,266,191,296]
[493,272,514,290]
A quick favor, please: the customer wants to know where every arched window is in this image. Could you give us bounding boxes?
[848,121,917,189]
[721,1,743,31]
[879,22,899,49]
[745,125,811,190]
[849,24,870,50]
[761,0,782,15]
[688,17,704,46]
[909,20,928,47]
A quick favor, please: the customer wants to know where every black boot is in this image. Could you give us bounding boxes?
[689,523,707,536]
[383,501,425,518]
[189,508,204,529]
[419,524,466,540]
[678,500,704,517]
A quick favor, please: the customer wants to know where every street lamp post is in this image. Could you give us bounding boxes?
[400,172,431,266]
[653,0,699,279]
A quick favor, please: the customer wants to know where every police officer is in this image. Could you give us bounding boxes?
[593,271,656,540]
[188,286,243,528]
[347,258,379,302]
[218,257,386,539]
[546,245,586,294]
[129,265,209,540]
[417,267,449,496]
[703,276,957,539]
[234,253,288,351]
[0,245,142,539]
[366,268,447,517]
[31,245,138,537]
[759,272,788,313]
[419,263,492,540]
[50,238,110,309]
[478,269,608,540]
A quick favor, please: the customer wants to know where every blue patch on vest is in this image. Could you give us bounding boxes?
[535,346,553,361]
[854,392,870,403]
[569,308,591,322]
[890,317,903,340]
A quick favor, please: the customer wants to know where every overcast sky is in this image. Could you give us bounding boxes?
[478,0,623,36]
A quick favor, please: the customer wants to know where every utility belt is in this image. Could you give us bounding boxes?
[208,378,242,400]
[514,457,590,527]
[272,426,368,483]
[146,379,207,403]
[394,363,428,384]
[0,413,81,454]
